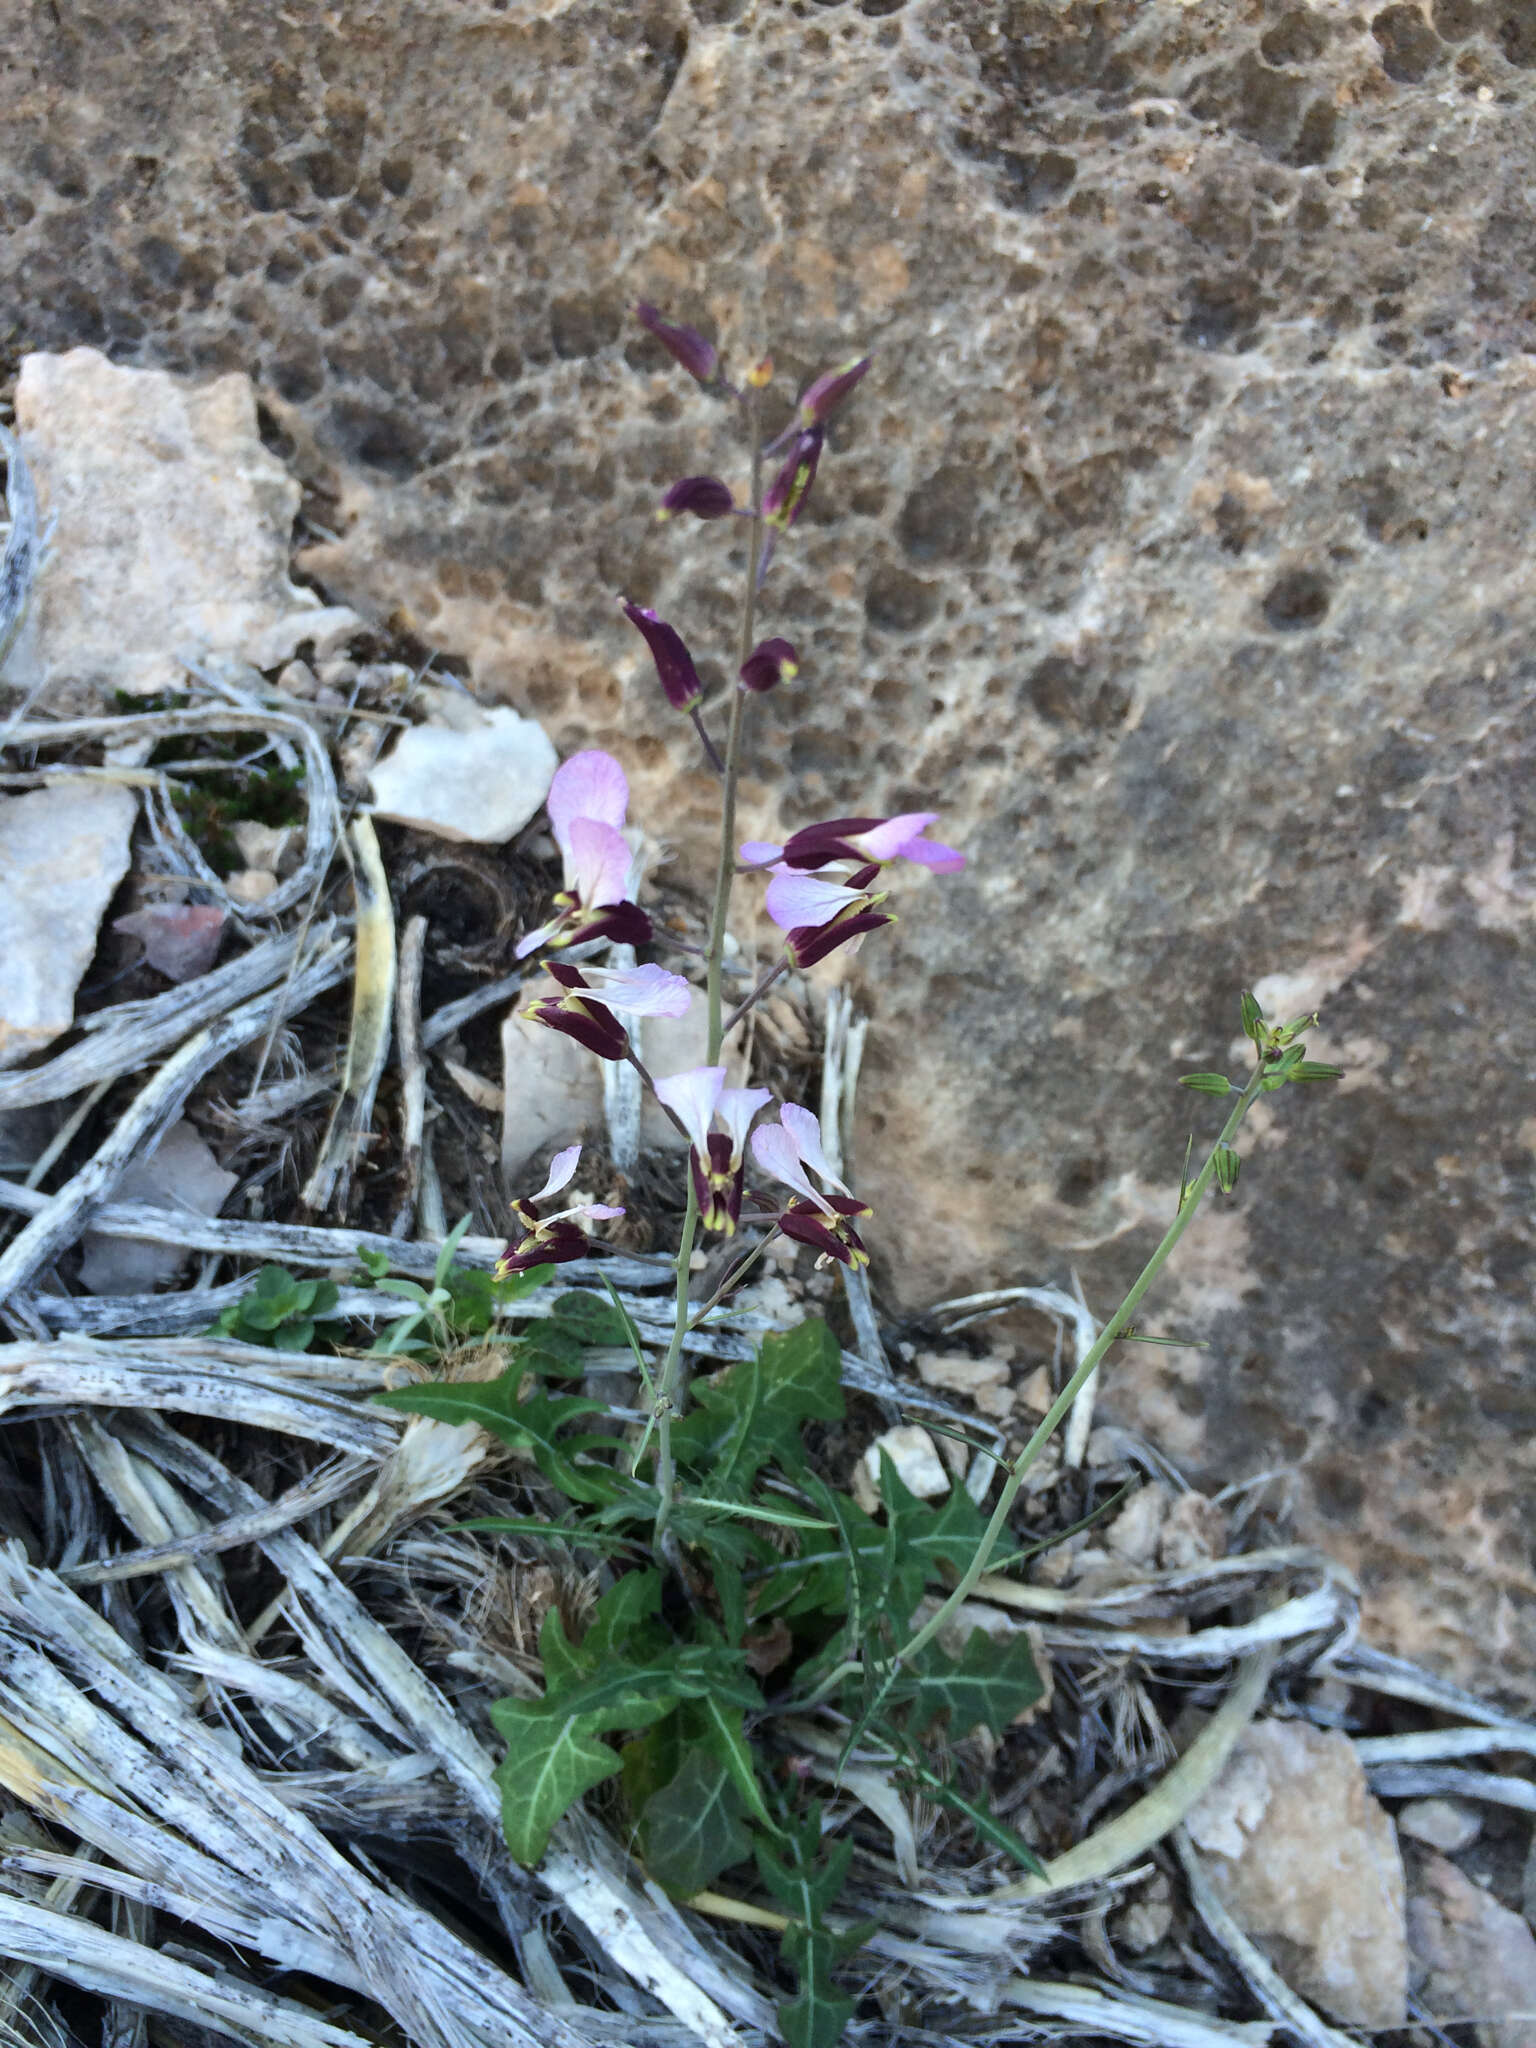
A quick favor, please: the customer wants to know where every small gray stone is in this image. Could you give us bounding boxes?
[78,1119,237,1295]
[0,784,136,1068]
[1398,1797,1482,1854]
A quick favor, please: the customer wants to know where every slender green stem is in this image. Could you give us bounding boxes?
[892,1062,1269,1671]
[722,954,788,1039]
[686,1227,782,1331]
[652,1179,699,1547]
[705,394,765,1062]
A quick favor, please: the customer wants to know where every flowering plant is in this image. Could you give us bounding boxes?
[378,310,1340,2048]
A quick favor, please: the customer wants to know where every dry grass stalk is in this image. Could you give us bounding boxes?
[0,927,323,1113]
[0,938,351,1323]
[5,708,338,923]
[393,911,430,1234]
[1173,1828,1356,2048]
[303,818,397,1214]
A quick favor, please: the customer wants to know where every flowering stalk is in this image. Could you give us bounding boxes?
[704,390,766,1064]
[652,390,766,1550]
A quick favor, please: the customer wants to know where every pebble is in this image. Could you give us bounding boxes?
[79,1119,237,1295]
[369,704,558,844]
[861,1424,950,1502]
[1397,1797,1482,1853]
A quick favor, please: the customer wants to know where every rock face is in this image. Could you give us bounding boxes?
[3,1,1533,1690]
[1185,1718,1407,2028]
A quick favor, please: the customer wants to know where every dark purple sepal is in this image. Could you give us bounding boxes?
[798,356,871,428]
[658,475,735,522]
[569,900,653,949]
[786,905,894,969]
[525,994,630,1062]
[763,428,823,531]
[778,1199,870,1268]
[496,1218,589,1276]
[620,598,704,712]
[778,817,886,868]
[696,1131,744,1234]
[635,303,719,386]
[738,637,800,694]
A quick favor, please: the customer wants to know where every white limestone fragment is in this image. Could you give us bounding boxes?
[0,784,136,1069]
[8,348,308,703]
[369,705,558,844]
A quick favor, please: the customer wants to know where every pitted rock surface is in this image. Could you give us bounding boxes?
[3,1,1534,1693]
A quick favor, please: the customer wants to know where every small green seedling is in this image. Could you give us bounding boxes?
[214,1265,340,1352]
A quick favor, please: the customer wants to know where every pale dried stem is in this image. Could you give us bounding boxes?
[0,938,350,1320]
[393,912,429,1236]
[303,818,396,1214]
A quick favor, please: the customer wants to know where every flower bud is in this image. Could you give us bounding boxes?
[797,355,870,428]
[738,637,800,693]
[656,475,735,523]
[620,597,704,711]
[763,427,823,531]
[634,303,719,386]
[745,355,775,389]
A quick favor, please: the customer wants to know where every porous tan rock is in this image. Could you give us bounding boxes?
[6,350,310,704]
[1185,1718,1407,2027]
[5,0,1533,1692]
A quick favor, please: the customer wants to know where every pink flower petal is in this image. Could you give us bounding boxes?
[850,813,938,863]
[764,869,863,934]
[901,835,965,873]
[575,963,694,1018]
[654,1065,726,1153]
[738,839,784,867]
[577,1202,626,1222]
[750,1120,822,1206]
[548,749,629,855]
[565,816,633,907]
[533,1144,583,1203]
[717,1085,773,1156]
[515,919,557,960]
[779,1103,850,1194]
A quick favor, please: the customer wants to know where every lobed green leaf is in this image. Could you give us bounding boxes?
[672,1320,843,1490]
[897,1624,1044,1739]
[636,1748,752,1896]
